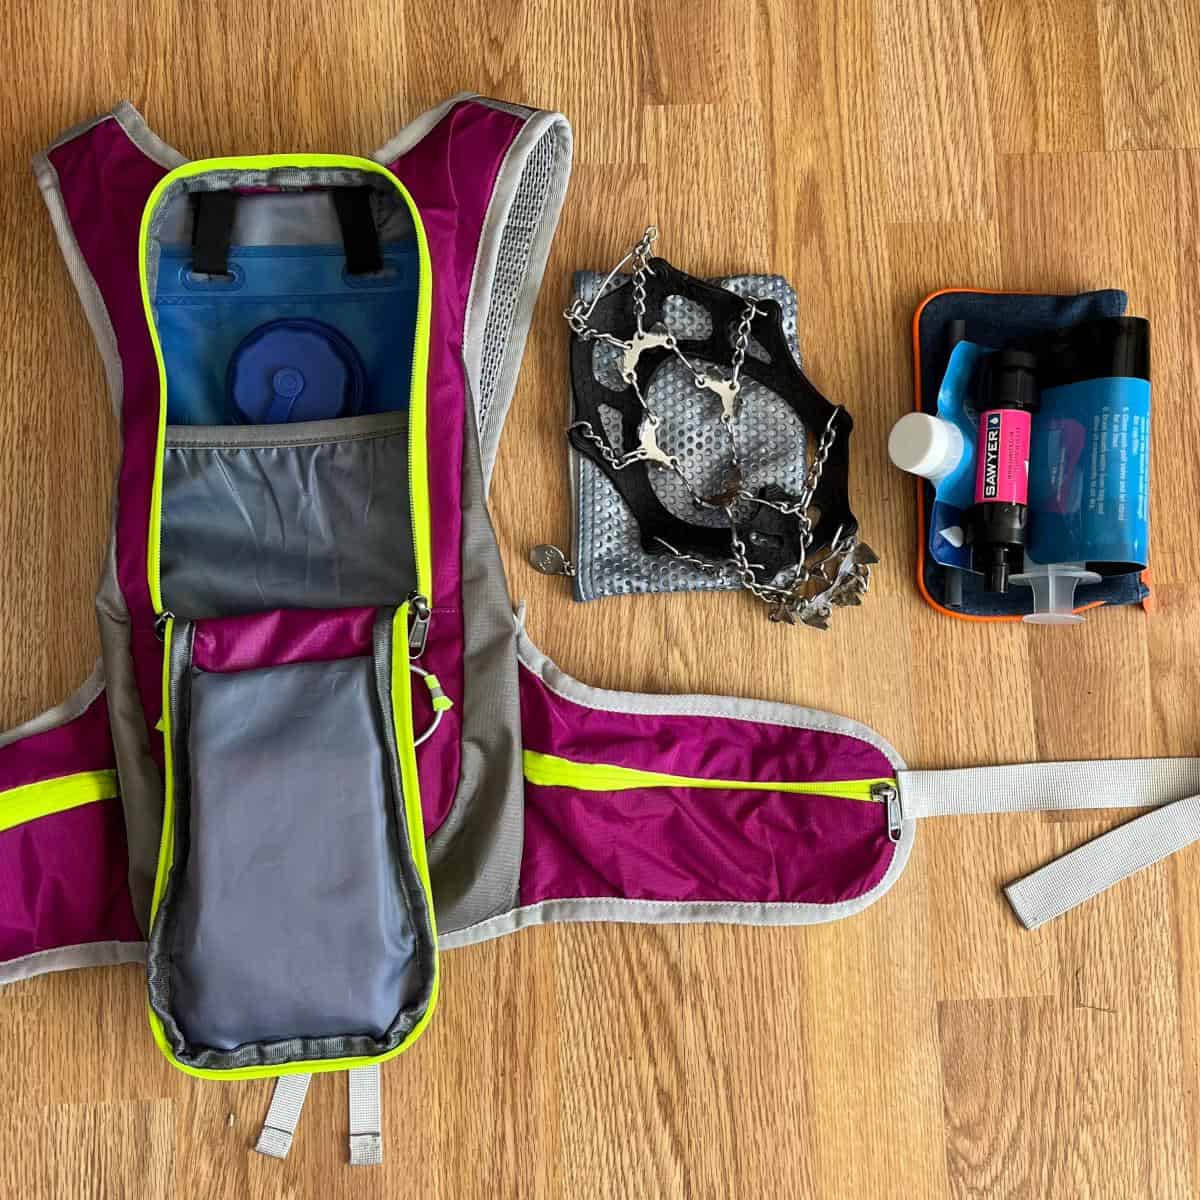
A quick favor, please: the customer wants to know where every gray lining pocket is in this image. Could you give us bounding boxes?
[160,412,415,618]
[146,610,436,1071]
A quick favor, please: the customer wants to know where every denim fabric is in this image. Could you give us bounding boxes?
[916,290,1149,616]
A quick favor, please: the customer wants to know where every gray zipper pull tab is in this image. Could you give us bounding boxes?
[153,611,174,642]
[529,544,576,578]
[872,781,903,844]
[407,593,431,658]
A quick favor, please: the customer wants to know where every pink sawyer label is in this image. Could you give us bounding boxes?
[974,408,1032,505]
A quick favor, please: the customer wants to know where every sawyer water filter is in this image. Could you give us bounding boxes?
[967,350,1038,592]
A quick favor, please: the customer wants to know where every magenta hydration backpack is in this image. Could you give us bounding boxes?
[4,93,1199,1162]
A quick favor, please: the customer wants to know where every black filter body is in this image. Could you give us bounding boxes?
[967,349,1039,593]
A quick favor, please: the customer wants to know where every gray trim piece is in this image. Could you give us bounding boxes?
[45,93,490,178]
[96,536,163,934]
[38,110,116,157]
[370,93,479,165]
[441,826,916,948]
[475,97,536,120]
[425,382,525,933]
[0,662,105,750]
[0,940,146,986]
[463,111,573,492]
[38,101,184,174]
[33,149,124,420]
[437,621,915,949]
[515,621,909,769]
[112,101,188,169]
[165,409,409,450]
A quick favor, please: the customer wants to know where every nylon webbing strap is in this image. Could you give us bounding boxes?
[191,190,237,276]
[896,758,1200,818]
[347,1063,383,1166]
[332,187,383,275]
[1004,793,1200,930]
[255,1073,311,1160]
[896,758,1200,928]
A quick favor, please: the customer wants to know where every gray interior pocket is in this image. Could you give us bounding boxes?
[160,412,415,618]
[147,611,435,1070]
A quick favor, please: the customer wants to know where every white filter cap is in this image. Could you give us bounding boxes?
[888,413,963,482]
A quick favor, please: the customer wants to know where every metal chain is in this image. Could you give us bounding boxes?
[728,299,761,391]
[630,226,657,334]
[564,227,871,627]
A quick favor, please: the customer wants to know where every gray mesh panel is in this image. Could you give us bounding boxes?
[475,131,559,435]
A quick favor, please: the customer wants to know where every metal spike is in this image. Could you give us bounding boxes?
[635,416,675,467]
[768,602,797,625]
[799,607,831,630]
[697,373,741,421]
[704,467,744,509]
[620,325,676,381]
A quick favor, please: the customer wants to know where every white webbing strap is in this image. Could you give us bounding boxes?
[255,1072,312,1159]
[1004,793,1200,930]
[347,1063,383,1166]
[896,758,1200,928]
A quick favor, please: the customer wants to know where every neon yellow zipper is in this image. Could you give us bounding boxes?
[138,157,438,1079]
[137,154,435,613]
[147,605,438,1080]
[523,751,895,803]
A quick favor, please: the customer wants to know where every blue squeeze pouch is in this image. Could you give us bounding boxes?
[154,240,420,425]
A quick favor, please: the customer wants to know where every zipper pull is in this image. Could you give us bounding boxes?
[872,782,903,844]
[406,593,431,658]
[153,611,174,642]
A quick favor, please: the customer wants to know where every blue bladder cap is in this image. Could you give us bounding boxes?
[227,318,368,424]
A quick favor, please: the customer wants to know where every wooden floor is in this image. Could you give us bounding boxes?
[2,1,1199,1196]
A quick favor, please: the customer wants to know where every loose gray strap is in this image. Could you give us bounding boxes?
[896,758,1200,818]
[1005,793,1200,929]
[255,1073,312,1160]
[347,1064,383,1166]
[897,759,1200,928]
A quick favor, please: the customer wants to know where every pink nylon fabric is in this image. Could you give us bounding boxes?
[0,691,140,958]
[0,693,115,793]
[521,782,895,906]
[190,607,376,673]
[390,100,525,833]
[517,665,898,906]
[48,120,172,738]
[0,801,142,961]
[518,666,896,783]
